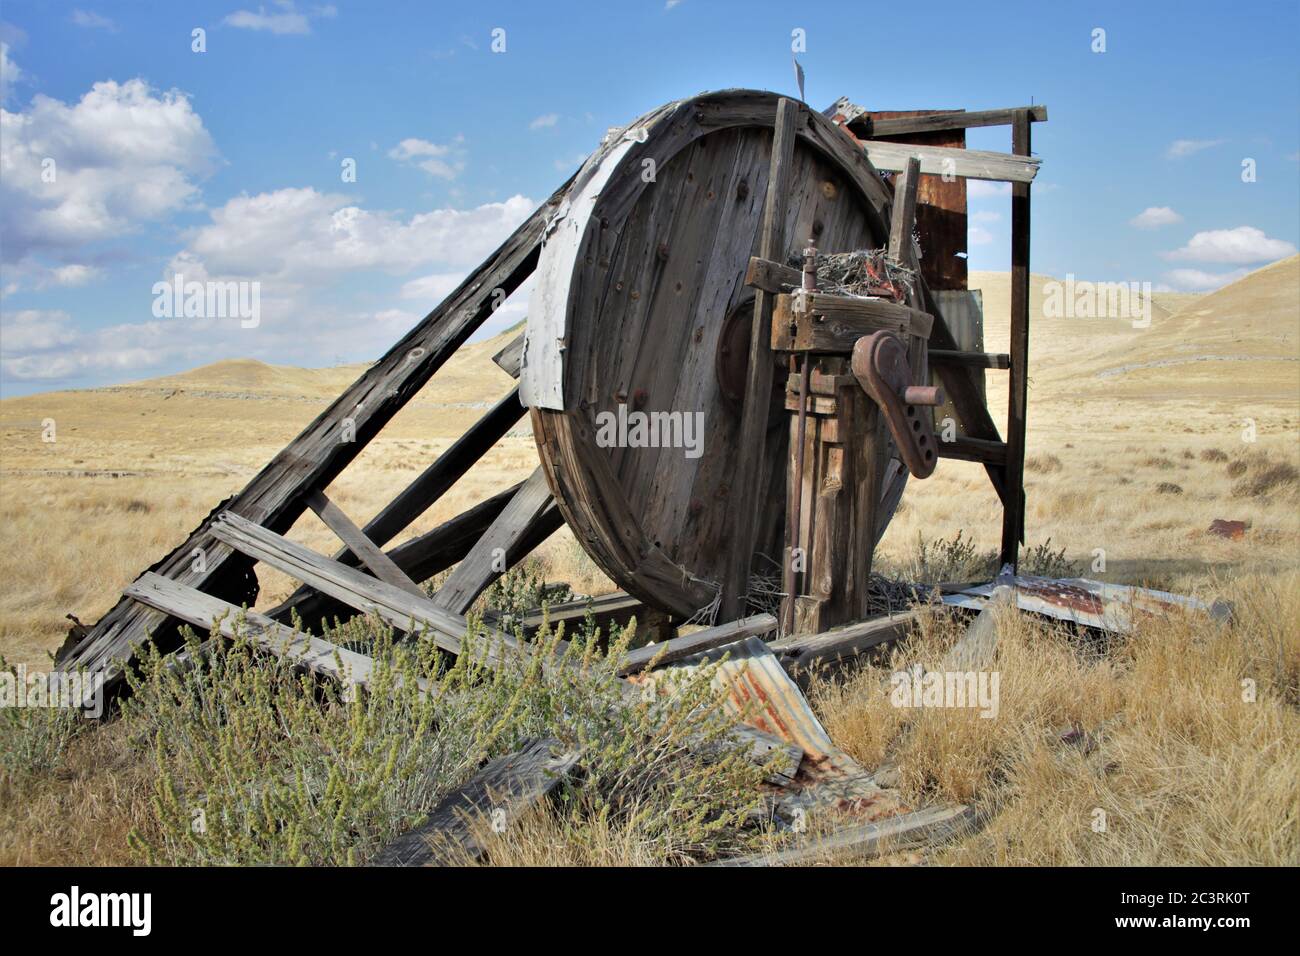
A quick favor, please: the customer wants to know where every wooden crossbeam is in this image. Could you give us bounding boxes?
[307,490,423,597]
[863,105,1048,137]
[124,572,420,695]
[723,96,801,620]
[431,467,556,615]
[617,614,778,676]
[771,610,920,674]
[937,436,1008,465]
[858,141,1040,183]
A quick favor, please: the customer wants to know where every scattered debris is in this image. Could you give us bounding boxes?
[1207,518,1250,540]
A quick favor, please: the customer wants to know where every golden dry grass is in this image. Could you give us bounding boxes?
[1,258,1296,865]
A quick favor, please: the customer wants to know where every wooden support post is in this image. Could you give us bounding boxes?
[723,96,800,619]
[1001,111,1032,569]
[307,490,424,597]
[887,156,921,263]
[431,467,556,615]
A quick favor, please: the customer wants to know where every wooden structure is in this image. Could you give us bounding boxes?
[57,89,1046,698]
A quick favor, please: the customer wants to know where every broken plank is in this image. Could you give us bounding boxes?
[431,467,556,615]
[307,490,424,597]
[859,141,1040,183]
[617,613,778,676]
[713,804,977,866]
[887,155,921,263]
[930,349,1010,370]
[372,737,579,866]
[124,572,404,694]
[491,332,526,379]
[745,255,803,294]
[771,611,920,673]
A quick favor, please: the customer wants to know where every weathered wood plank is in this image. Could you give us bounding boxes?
[771,290,934,352]
[863,105,1048,137]
[859,141,1040,183]
[713,804,977,866]
[271,484,519,629]
[491,332,526,379]
[745,255,803,294]
[307,490,423,597]
[771,610,920,672]
[887,155,921,263]
[60,180,571,690]
[723,96,801,619]
[518,590,642,633]
[937,436,1009,465]
[124,572,407,694]
[617,613,777,676]
[1001,111,1033,566]
[431,467,556,615]
[371,737,579,866]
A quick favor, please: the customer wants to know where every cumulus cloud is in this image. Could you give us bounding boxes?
[0,41,21,100]
[1163,226,1297,264]
[529,113,559,130]
[967,180,1010,199]
[1129,206,1182,229]
[1165,138,1225,159]
[0,78,217,265]
[388,135,465,179]
[1160,267,1251,292]
[224,2,337,36]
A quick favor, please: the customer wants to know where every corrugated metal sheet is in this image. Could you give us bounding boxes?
[942,574,1231,635]
[631,636,906,820]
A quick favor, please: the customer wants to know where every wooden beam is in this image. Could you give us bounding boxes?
[713,804,977,866]
[864,105,1047,137]
[491,332,525,379]
[744,255,803,294]
[1001,111,1032,568]
[431,467,556,615]
[770,611,919,673]
[771,291,933,352]
[372,737,579,866]
[723,97,801,619]
[859,141,1040,183]
[271,484,519,629]
[59,180,571,689]
[930,349,1010,370]
[938,436,1009,465]
[617,613,778,676]
[518,590,643,633]
[124,572,412,695]
[307,490,424,597]
[887,155,921,263]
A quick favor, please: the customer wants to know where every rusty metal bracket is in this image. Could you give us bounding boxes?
[852,330,943,479]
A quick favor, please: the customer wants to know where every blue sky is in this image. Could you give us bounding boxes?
[1,0,1297,397]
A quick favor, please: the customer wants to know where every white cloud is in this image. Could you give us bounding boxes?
[0,309,77,353]
[46,263,102,287]
[0,41,21,99]
[665,0,683,9]
[967,181,1010,198]
[387,135,465,179]
[0,78,216,264]
[1160,267,1250,292]
[399,272,464,301]
[1165,138,1225,159]
[529,113,559,130]
[1130,206,1182,229]
[970,210,1000,223]
[1163,226,1297,264]
[70,10,116,31]
[969,226,994,246]
[224,3,336,36]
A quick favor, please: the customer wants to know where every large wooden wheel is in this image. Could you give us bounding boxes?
[523,90,906,617]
